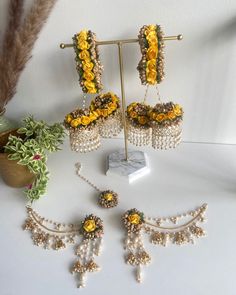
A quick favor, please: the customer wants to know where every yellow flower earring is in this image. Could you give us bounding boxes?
[136,24,183,150]
[64,30,103,153]
[126,24,165,147]
[123,204,207,283]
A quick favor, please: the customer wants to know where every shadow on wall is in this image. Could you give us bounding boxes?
[191,16,236,143]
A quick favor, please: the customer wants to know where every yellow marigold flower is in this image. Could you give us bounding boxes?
[167,111,176,120]
[84,81,97,93]
[111,94,119,102]
[66,114,73,123]
[146,69,157,84]
[147,59,157,71]
[174,105,182,116]
[100,109,109,117]
[82,61,94,72]
[77,36,87,44]
[89,111,99,121]
[147,33,158,45]
[108,102,117,111]
[156,113,167,122]
[150,112,157,120]
[92,111,99,118]
[83,71,95,81]
[147,46,158,60]
[103,193,113,201]
[107,108,113,115]
[145,25,156,35]
[138,116,148,125]
[129,111,138,119]
[127,102,137,113]
[128,213,141,225]
[79,50,90,60]
[81,116,91,125]
[78,40,90,50]
[83,219,96,232]
[70,118,81,128]
[79,30,87,38]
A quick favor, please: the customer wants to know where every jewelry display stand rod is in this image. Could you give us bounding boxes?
[60,34,182,161]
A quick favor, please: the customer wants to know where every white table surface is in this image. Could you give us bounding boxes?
[0,138,236,295]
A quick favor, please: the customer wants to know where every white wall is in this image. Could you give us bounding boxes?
[1,0,236,144]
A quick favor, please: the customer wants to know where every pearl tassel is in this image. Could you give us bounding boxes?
[136,264,142,283]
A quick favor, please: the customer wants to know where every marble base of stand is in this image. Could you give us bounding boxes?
[106,149,150,182]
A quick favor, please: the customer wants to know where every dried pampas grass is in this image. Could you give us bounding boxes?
[0,0,57,111]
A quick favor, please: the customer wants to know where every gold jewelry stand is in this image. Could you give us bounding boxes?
[60,34,182,162]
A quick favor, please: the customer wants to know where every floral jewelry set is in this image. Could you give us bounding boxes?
[22,25,207,289]
[63,25,183,152]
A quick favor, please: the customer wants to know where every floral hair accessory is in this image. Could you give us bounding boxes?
[137,24,165,85]
[73,30,103,94]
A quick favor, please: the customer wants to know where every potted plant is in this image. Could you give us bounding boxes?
[0,115,65,202]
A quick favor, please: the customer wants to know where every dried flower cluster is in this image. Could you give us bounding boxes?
[0,0,57,112]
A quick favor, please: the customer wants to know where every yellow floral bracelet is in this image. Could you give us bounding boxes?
[73,30,103,94]
[149,102,183,126]
[137,24,165,85]
[127,102,151,127]
[64,108,99,129]
[90,92,120,119]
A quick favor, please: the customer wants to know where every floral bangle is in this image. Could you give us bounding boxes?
[73,30,103,94]
[127,102,151,127]
[64,108,99,130]
[90,92,120,119]
[137,24,165,85]
[149,102,183,126]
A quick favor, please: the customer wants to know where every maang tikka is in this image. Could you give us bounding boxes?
[23,207,104,288]
[122,204,207,283]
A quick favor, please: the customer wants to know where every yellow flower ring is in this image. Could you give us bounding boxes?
[126,102,151,128]
[137,24,165,85]
[73,30,103,94]
[123,209,145,233]
[80,214,104,240]
[90,92,120,120]
[149,102,183,127]
[63,108,99,130]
